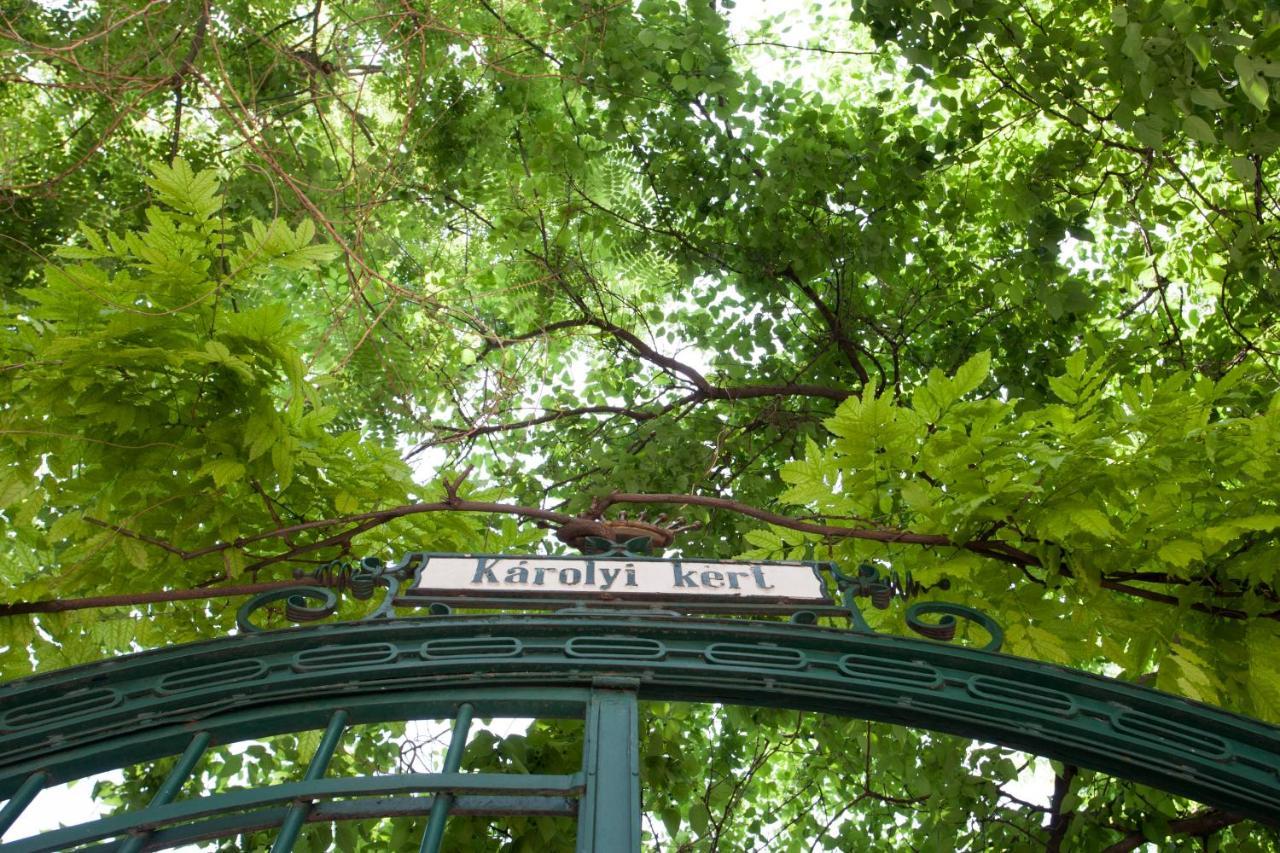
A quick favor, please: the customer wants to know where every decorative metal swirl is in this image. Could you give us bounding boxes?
[236,553,1002,652]
[905,601,1004,652]
[236,555,413,633]
[834,562,1003,652]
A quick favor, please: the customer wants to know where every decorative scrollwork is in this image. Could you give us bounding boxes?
[236,556,414,633]
[834,562,1003,652]
[236,587,338,632]
[905,601,1003,652]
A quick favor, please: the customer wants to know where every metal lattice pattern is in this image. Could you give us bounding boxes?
[1,614,1279,850]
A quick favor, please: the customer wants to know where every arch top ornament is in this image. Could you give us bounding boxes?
[234,553,1004,653]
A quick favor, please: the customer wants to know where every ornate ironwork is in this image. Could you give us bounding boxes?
[237,554,1006,657]
[834,561,1004,651]
[553,512,700,554]
[1,613,1279,848]
[12,552,1278,849]
[236,555,407,632]
[576,535,657,558]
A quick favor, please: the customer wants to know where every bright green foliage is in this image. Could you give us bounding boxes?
[3,0,1280,848]
[0,162,491,678]
[766,351,1280,713]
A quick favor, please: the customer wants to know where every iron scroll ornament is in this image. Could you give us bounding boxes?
[833,561,1005,652]
[237,555,1006,655]
[236,556,408,632]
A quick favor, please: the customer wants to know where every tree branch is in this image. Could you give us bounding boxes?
[1045,764,1077,852]
[0,580,304,617]
[477,318,595,358]
[408,402,681,455]
[782,266,870,386]
[587,317,852,402]
[1101,809,1244,853]
[731,40,880,56]
[166,0,208,163]
[79,492,1280,623]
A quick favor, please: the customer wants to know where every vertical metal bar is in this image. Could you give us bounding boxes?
[0,771,50,838]
[118,731,211,853]
[271,709,348,853]
[576,688,640,853]
[418,703,475,853]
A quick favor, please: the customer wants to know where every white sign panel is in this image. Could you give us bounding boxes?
[410,556,829,602]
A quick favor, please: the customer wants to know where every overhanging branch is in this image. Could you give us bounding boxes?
[586,317,852,402]
[61,492,1280,624]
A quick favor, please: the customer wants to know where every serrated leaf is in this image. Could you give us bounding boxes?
[688,802,710,835]
[1231,155,1258,183]
[272,441,295,490]
[1070,508,1117,539]
[1157,540,1202,567]
[1047,374,1077,404]
[1247,623,1280,722]
[951,350,991,397]
[224,549,246,580]
[203,459,246,488]
[661,807,681,837]
[145,159,222,220]
[120,536,149,570]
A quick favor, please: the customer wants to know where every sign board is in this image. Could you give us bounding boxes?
[408,555,831,604]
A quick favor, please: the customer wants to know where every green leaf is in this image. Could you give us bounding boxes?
[1181,115,1216,144]
[272,442,295,490]
[1157,540,1202,567]
[1070,508,1117,540]
[951,350,991,397]
[1189,87,1229,110]
[204,459,246,489]
[1230,156,1257,183]
[1186,33,1212,69]
[1235,53,1270,110]
[145,159,222,220]
[688,801,710,835]
[120,536,149,570]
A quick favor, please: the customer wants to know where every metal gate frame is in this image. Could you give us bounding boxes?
[1,612,1278,851]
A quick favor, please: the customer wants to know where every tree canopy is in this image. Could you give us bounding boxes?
[3,0,1280,848]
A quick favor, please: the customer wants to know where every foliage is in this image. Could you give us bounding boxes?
[2,0,1280,848]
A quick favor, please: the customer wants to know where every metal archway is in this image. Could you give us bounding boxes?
[1,612,1279,851]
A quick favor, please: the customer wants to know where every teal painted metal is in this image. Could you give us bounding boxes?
[419,702,474,853]
[1,772,586,853]
[117,731,210,853]
[0,773,46,838]
[131,795,579,850]
[272,709,348,853]
[577,686,641,853]
[2,614,1280,835]
[236,554,1000,652]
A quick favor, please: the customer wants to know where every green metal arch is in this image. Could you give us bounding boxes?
[1,613,1279,847]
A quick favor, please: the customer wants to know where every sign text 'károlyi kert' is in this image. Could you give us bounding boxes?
[410,556,829,602]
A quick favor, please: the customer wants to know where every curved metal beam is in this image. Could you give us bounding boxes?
[2,774,583,853]
[1,614,1278,826]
